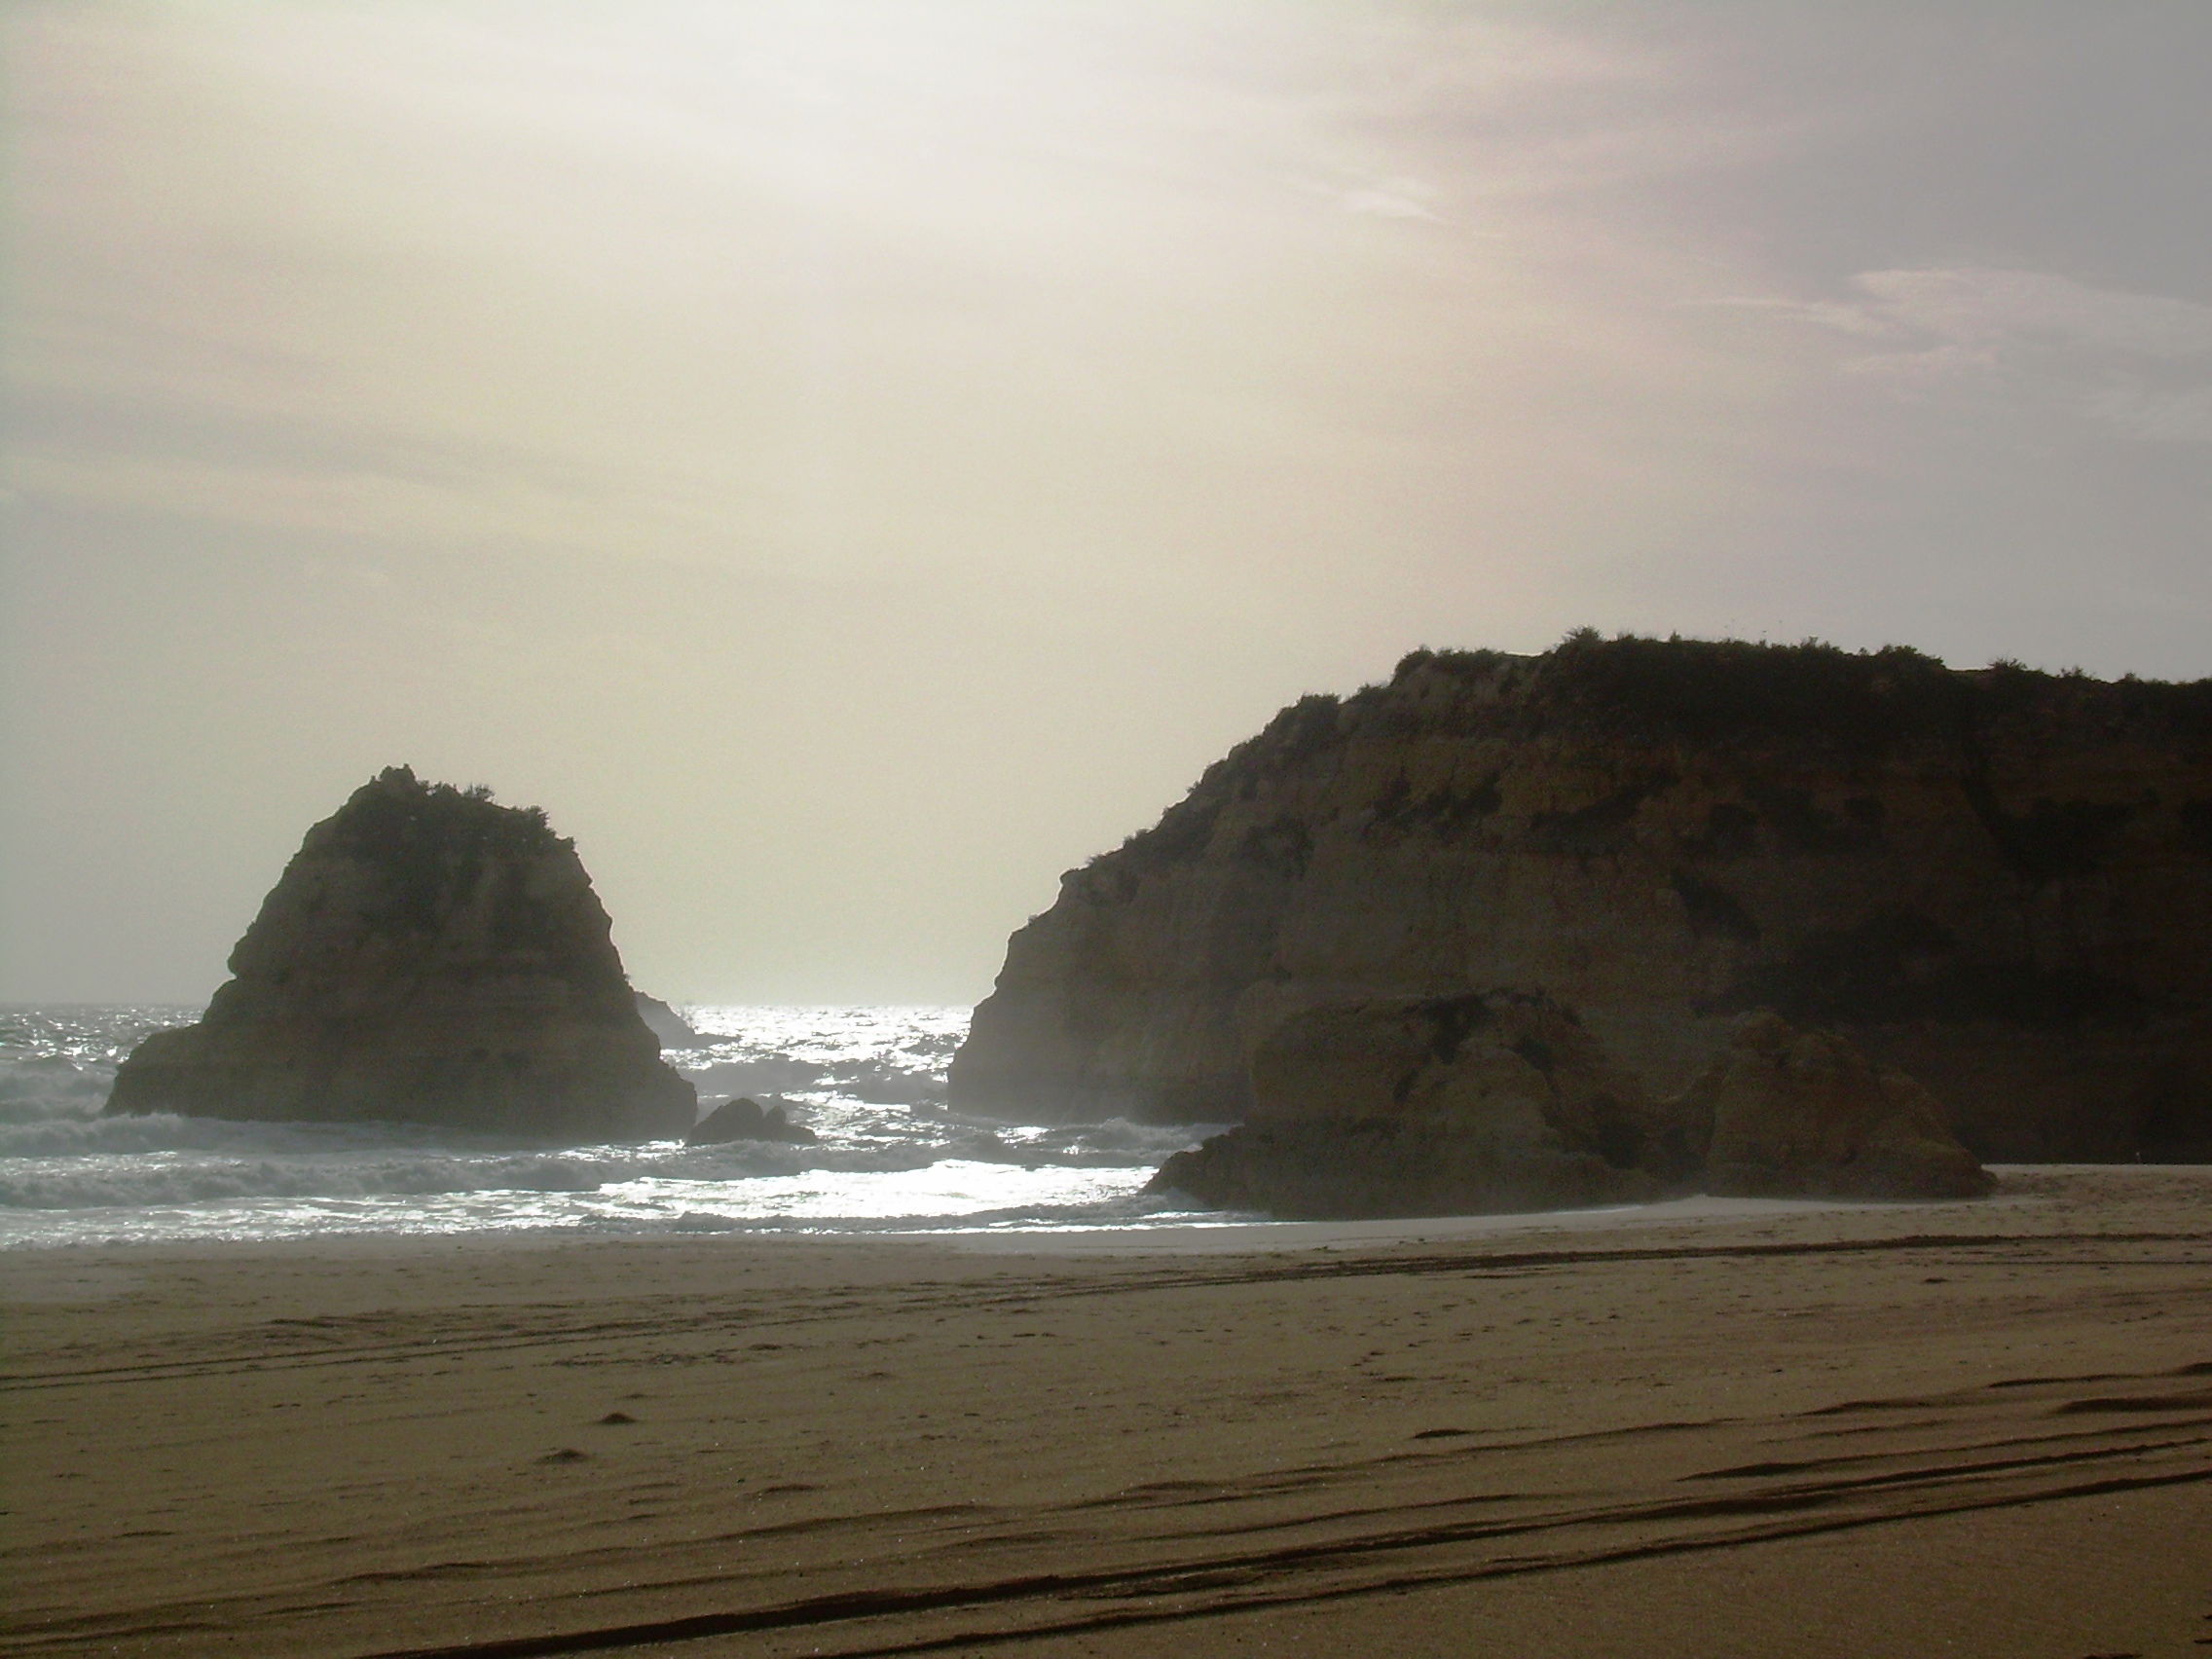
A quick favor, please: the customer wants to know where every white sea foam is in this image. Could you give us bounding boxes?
[0,1004,1219,1247]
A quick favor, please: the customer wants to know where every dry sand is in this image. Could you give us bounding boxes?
[4,1167,2210,1659]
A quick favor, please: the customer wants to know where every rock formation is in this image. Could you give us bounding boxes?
[1149,991,1671,1217]
[635,992,711,1050]
[954,636,2212,1161]
[106,767,695,1141]
[687,1096,818,1146]
[1148,998,1987,1218]
[1675,1013,1994,1200]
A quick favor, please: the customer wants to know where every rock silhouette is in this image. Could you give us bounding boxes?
[687,1096,818,1145]
[105,767,694,1142]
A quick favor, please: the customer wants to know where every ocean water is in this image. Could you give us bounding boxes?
[0,1006,1227,1249]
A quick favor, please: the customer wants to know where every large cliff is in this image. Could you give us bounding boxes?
[106,767,695,1141]
[949,636,2212,1160]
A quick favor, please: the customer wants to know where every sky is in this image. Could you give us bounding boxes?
[4,0,2209,1005]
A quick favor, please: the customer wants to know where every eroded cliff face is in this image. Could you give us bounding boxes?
[1147,992,1672,1219]
[950,638,2212,1160]
[106,768,695,1142]
[1145,997,1988,1219]
[1675,1013,1993,1200]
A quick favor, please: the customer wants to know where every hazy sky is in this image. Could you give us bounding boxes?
[5,1,2208,1004]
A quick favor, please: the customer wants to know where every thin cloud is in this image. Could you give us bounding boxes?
[1340,180,1443,222]
[1854,267,2212,358]
[2083,384,2212,446]
[1727,266,2212,446]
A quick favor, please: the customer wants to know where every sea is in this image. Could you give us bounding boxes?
[0,1006,1226,1249]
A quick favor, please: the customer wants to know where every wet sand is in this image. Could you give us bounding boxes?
[4,1166,2210,1658]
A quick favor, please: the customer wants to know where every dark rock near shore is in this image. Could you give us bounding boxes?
[1151,992,1669,1218]
[687,1096,818,1145]
[1148,996,1989,1218]
[104,767,695,1142]
[1676,1013,1996,1199]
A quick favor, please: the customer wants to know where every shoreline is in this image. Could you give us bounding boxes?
[2,1162,2189,1268]
[5,1165,2208,1657]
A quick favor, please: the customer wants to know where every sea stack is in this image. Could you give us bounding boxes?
[105,767,695,1141]
[951,635,2212,1162]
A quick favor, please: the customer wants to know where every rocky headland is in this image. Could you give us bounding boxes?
[953,635,2212,1169]
[105,767,695,1141]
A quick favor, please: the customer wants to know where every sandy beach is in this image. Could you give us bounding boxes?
[5,1166,2210,1659]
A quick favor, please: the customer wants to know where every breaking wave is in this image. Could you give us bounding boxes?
[0,1005,1218,1247]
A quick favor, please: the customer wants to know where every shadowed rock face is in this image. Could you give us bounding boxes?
[952,637,2212,1161]
[1677,1013,1994,1200]
[1149,992,1672,1219]
[1148,999,1988,1219]
[105,768,695,1142]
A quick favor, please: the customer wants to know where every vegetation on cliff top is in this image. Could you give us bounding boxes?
[1099,630,2211,873]
[315,766,571,932]
[327,766,565,858]
[1402,630,2212,746]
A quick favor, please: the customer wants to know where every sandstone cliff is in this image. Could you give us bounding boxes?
[1676,1013,1992,1200]
[1148,992,1669,1218]
[1147,998,1987,1218]
[106,767,695,1141]
[951,636,2212,1160]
